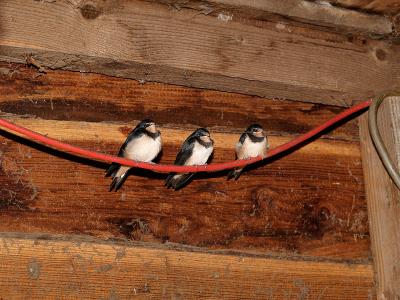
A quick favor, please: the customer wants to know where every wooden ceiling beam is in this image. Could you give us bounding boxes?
[0,0,397,107]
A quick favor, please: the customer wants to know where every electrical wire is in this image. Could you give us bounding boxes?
[0,100,371,174]
[368,92,400,190]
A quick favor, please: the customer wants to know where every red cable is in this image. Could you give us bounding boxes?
[0,100,371,173]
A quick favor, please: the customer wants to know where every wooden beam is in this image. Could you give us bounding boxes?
[0,62,360,141]
[149,0,393,34]
[0,0,397,106]
[359,98,400,299]
[323,0,400,15]
[0,233,374,299]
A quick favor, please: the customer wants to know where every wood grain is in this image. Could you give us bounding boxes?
[0,116,370,260]
[324,0,400,15]
[0,233,374,299]
[0,62,360,141]
[148,0,392,34]
[0,0,397,106]
[359,99,400,299]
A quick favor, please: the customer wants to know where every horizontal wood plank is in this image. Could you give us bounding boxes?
[0,233,374,299]
[324,0,400,15]
[0,62,360,141]
[148,0,392,34]
[0,116,370,260]
[0,0,397,106]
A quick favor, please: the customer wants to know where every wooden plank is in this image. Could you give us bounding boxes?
[325,0,400,15]
[0,116,370,260]
[359,99,400,299]
[0,233,374,299]
[0,62,360,141]
[0,0,397,106]
[148,0,392,34]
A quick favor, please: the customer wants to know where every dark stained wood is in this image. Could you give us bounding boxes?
[0,0,397,106]
[0,63,360,141]
[0,116,370,261]
[0,233,374,299]
[359,100,400,299]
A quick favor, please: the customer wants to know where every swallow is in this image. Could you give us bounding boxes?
[165,128,214,190]
[227,124,269,180]
[105,119,162,191]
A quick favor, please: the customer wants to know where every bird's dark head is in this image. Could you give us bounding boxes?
[193,128,213,144]
[139,119,158,134]
[246,124,265,138]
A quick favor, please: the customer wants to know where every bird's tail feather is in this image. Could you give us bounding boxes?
[165,173,175,187]
[105,162,120,178]
[108,166,130,192]
[227,168,243,180]
[109,173,128,192]
[165,173,194,190]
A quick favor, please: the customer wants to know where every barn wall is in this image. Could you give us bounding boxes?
[0,62,369,261]
[3,0,399,296]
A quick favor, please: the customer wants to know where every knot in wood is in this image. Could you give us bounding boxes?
[80,3,102,20]
[375,49,387,61]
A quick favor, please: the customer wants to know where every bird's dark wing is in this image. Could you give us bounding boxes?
[165,137,196,189]
[174,137,195,166]
[238,132,247,145]
[117,128,145,157]
[105,163,119,177]
[227,132,248,180]
[105,126,144,177]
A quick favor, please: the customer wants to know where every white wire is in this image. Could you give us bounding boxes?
[368,92,400,191]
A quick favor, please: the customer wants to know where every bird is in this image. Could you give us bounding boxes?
[105,119,162,191]
[165,128,214,190]
[227,124,269,180]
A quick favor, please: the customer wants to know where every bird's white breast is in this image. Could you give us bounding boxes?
[237,136,267,159]
[186,141,213,165]
[124,134,162,162]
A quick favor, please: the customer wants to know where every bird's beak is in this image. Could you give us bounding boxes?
[254,129,264,138]
[200,135,211,143]
[147,124,157,133]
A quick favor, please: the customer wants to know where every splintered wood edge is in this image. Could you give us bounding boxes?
[0,116,361,158]
[0,233,374,299]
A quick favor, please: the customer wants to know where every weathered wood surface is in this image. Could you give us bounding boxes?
[0,63,360,141]
[148,0,392,34]
[359,99,400,299]
[0,64,370,260]
[0,233,374,299]
[0,114,370,260]
[324,0,400,15]
[0,0,397,106]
